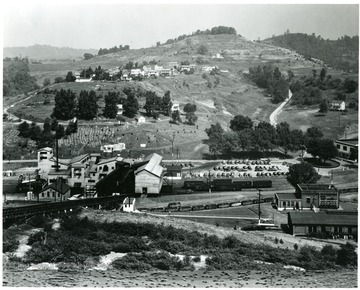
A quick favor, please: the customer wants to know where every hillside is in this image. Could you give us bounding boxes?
[262,33,359,72]
[4,44,97,61]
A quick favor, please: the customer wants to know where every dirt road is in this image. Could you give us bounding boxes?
[269,90,293,126]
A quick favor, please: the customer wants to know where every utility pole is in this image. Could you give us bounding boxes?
[257,188,262,224]
[176,147,179,162]
[171,132,175,157]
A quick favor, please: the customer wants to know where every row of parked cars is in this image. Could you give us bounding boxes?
[221,159,271,165]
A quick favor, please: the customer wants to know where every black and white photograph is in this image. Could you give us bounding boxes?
[2,0,359,287]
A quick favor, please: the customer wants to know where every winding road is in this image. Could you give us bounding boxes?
[269,90,293,127]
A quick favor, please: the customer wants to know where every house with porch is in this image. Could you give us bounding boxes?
[330,100,346,111]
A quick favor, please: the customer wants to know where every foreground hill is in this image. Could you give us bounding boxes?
[263,33,359,72]
[4,44,97,61]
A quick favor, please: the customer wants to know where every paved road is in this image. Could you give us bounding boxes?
[269,90,293,126]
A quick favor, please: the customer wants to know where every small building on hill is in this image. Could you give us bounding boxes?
[138,116,146,123]
[330,100,346,111]
[288,211,357,239]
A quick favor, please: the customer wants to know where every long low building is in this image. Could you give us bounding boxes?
[288,211,358,239]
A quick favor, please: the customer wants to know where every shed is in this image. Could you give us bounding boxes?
[274,192,301,211]
[138,116,146,123]
[38,179,71,202]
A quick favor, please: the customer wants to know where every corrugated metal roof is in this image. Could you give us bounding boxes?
[70,154,89,164]
[97,156,123,165]
[289,212,358,226]
[135,153,163,177]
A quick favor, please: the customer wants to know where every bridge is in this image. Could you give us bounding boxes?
[3,195,127,221]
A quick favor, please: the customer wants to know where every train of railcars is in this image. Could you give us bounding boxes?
[183,178,272,191]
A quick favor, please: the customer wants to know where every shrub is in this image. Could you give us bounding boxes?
[192,256,201,262]
[3,239,19,253]
[336,242,357,267]
[222,235,239,249]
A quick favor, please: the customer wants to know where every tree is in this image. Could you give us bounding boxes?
[43,118,52,134]
[320,68,327,82]
[52,89,77,120]
[230,115,253,132]
[51,118,58,131]
[273,67,282,80]
[287,162,320,186]
[65,71,76,82]
[77,90,98,120]
[205,122,224,138]
[237,129,252,151]
[343,78,358,93]
[276,122,292,156]
[123,94,139,118]
[55,124,65,139]
[83,53,94,60]
[287,70,295,81]
[208,131,223,157]
[317,139,338,164]
[183,103,197,113]
[162,91,172,116]
[54,77,64,84]
[222,132,239,153]
[319,99,328,113]
[198,44,208,55]
[152,111,159,121]
[305,127,323,140]
[18,121,30,138]
[144,91,162,116]
[103,92,118,119]
[171,110,182,124]
[185,112,198,125]
[336,242,357,267]
[65,119,78,136]
[29,122,42,141]
[43,78,51,87]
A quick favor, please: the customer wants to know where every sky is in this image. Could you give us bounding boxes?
[2,1,359,50]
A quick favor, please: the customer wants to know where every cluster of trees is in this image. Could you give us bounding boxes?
[205,114,338,162]
[266,33,358,72]
[247,66,289,103]
[289,68,358,107]
[3,59,39,96]
[52,89,98,120]
[144,90,172,119]
[83,53,94,60]
[17,117,77,149]
[183,103,198,125]
[97,45,130,56]
[162,26,237,46]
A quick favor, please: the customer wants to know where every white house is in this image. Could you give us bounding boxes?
[116,104,123,115]
[330,101,346,111]
[138,116,146,123]
[171,102,180,112]
[122,197,136,212]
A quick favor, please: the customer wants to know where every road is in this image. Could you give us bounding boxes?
[148,213,259,220]
[269,89,293,126]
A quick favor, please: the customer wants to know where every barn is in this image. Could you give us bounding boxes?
[134,153,164,195]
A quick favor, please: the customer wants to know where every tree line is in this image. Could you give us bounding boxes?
[3,59,39,96]
[247,65,289,103]
[162,26,238,46]
[289,68,358,107]
[265,33,358,72]
[97,45,130,56]
[205,115,338,163]
[17,117,77,149]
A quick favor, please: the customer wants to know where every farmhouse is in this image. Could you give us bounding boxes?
[168,61,179,69]
[330,100,346,111]
[334,137,358,162]
[288,211,357,239]
[116,104,123,115]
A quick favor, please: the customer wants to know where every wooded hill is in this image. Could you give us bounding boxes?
[263,33,359,72]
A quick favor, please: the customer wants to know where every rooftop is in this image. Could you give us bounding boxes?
[336,138,358,146]
[275,192,300,200]
[41,179,71,194]
[135,153,163,177]
[289,211,358,226]
[297,184,337,192]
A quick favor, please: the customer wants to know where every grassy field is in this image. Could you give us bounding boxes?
[278,106,358,140]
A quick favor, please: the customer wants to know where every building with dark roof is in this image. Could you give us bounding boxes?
[288,211,357,239]
[36,178,71,202]
[296,184,339,210]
